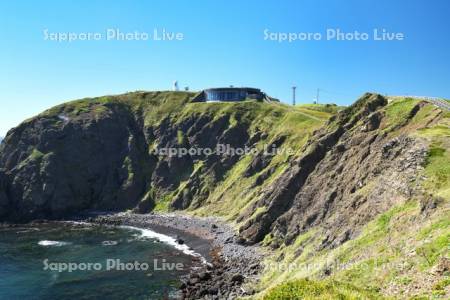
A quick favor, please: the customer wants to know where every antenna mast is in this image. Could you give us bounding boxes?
[292,86,296,106]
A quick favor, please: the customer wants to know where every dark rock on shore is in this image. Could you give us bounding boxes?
[176,235,185,245]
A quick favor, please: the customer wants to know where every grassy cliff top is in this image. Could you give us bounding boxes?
[297,103,346,114]
[35,90,336,150]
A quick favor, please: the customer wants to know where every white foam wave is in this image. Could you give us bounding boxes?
[121,225,208,264]
[38,240,71,247]
[102,240,118,246]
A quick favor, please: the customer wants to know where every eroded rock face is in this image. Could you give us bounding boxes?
[238,94,429,248]
[0,95,257,221]
[0,103,154,220]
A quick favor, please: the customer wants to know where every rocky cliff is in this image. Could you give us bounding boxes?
[239,94,429,247]
[0,91,448,298]
[0,91,326,221]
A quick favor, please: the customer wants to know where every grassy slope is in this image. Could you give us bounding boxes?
[143,94,332,216]
[188,103,330,223]
[297,103,346,115]
[262,279,381,300]
[255,98,450,300]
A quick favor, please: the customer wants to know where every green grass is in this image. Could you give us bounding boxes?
[176,130,185,145]
[418,125,450,137]
[297,103,346,114]
[153,192,174,212]
[253,97,449,299]
[262,278,382,300]
[184,101,329,223]
[17,148,45,169]
[433,278,450,296]
[423,144,450,199]
[416,233,449,267]
[29,149,44,160]
[384,98,421,131]
[256,197,449,299]
[413,104,450,199]
[417,217,450,239]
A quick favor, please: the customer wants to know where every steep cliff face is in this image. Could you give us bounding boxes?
[0,91,326,221]
[0,100,152,220]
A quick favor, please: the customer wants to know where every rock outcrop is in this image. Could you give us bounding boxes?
[239,94,429,248]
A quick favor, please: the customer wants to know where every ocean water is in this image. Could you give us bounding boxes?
[0,223,196,299]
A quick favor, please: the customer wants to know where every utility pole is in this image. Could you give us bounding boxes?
[316,88,320,104]
[292,86,296,106]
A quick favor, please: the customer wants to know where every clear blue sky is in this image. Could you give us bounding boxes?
[1,0,449,136]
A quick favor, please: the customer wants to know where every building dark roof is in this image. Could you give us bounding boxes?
[203,87,261,94]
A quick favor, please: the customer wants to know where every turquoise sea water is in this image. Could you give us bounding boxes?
[0,223,194,299]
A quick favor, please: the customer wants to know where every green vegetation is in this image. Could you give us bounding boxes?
[179,100,332,223]
[121,156,134,186]
[297,103,346,114]
[424,145,450,196]
[153,191,175,212]
[416,233,449,267]
[419,125,450,137]
[433,278,450,296]
[256,197,449,299]
[416,104,450,199]
[383,98,421,131]
[17,148,45,169]
[263,278,382,300]
[29,149,44,160]
[176,130,185,145]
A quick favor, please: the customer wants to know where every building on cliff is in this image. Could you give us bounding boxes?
[192,87,267,102]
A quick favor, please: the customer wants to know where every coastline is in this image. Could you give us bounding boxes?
[84,212,265,299]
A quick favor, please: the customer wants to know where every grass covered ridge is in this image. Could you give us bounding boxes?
[297,103,346,115]
[263,278,382,300]
[253,97,450,299]
[255,199,449,299]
